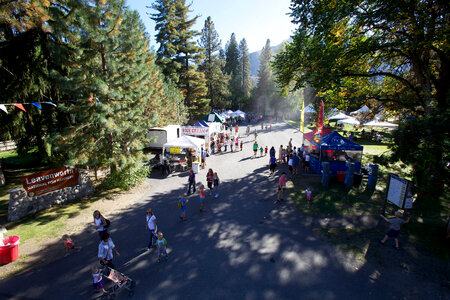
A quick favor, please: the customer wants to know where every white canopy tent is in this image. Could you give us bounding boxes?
[220,112,230,119]
[329,112,351,121]
[364,120,398,129]
[230,110,246,119]
[350,105,370,115]
[337,117,360,126]
[303,104,316,113]
[161,135,205,163]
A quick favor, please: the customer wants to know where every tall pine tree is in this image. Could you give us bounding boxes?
[150,0,180,83]
[254,39,278,115]
[151,0,209,119]
[239,38,252,102]
[50,0,185,182]
[198,16,230,109]
[224,33,241,109]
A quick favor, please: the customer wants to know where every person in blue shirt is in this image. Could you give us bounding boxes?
[269,155,277,177]
[291,153,301,175]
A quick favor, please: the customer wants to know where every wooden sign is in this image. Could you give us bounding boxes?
[21,167,79,196]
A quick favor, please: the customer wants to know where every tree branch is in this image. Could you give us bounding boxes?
[340,71,422,102]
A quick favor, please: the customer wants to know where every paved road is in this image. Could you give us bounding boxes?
[0,122,447,299]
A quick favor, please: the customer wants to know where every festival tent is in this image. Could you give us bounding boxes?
[161,135,205,163]
[326,108,340,118]
[350,105,370,115]
[329,112,351,121]
[303,104,316,113]
[303,127,333,143]
[337,117,360,126]
[230,110,246,119]
[308,131,363,175]
[202,112,225,123]
[193,120,209,127]
[219,112,230,119]
[363,120,398,129]
[225,110,234,114]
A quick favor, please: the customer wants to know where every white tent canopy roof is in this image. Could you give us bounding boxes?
[303,104,316,113]
[230,111,245,118]
[337,117,360,125]
[329,112,350,120]
[163,135,205,150]
[350,105,370,115]
[364,120,398,128]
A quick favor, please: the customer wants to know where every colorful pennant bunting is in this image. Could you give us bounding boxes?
[0,104,7,114]
[32,103,42,110]
[14,104,26,112]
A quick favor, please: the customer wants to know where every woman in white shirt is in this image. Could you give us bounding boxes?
[146,209,157,250]
[98,232,120,269]
[93,210,108,240]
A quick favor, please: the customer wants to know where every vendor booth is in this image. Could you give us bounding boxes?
[181,121,222,151]
[202,112,225,123]
[308,131,363,175]
[161,136,205,173]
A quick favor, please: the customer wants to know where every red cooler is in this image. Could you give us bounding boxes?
[0,236,20,264]
[337,171,346,183]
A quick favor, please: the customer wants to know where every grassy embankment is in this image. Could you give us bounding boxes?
[0,150,130,278]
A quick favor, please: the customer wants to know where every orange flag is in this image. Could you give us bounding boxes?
[14,104,26,112]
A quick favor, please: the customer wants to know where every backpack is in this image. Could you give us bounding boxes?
[104,218,111,229]
[178,200,182,209]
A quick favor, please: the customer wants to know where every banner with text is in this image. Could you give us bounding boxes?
[181,126,209,136]
[21,167,79,196]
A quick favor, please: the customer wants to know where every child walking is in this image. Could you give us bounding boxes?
[156,232,168,263]
[92,265,108,295]
[199,184,206,212]
[179,195,187,221]
[379,211,411,249]
[264,146,268,156]
[62,234,82,257]
[213,172,220,198]
[259,146,264,157]
[306,187,312,202]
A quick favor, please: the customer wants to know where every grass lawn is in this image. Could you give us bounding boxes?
[285,119,449,261]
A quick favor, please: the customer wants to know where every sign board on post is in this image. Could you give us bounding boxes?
[21,167,79,196]
[384,173,413,213]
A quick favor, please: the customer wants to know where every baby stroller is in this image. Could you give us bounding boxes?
[102,267,135,299]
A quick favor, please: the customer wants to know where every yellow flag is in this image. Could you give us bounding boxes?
[300,98,305,132]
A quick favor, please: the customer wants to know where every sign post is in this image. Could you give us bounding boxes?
[382,173,413,215]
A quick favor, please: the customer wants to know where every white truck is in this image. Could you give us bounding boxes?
[147,125,181,151]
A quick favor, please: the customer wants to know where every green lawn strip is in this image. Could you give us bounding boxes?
[4,186,120,243]
[0,148,41,167]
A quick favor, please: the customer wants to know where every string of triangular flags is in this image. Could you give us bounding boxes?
[0,98,101,114]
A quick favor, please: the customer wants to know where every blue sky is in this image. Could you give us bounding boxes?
[126,0,297,53]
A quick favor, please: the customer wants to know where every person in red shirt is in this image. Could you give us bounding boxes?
[206,169,214,194]
[277,172,288,202]
[62,234,82,257]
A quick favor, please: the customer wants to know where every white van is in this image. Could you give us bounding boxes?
[147,125,181,150]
